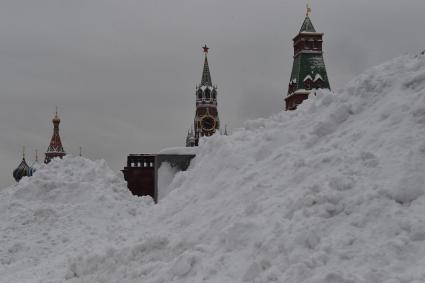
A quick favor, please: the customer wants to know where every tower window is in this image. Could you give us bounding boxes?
[306,41,313,49]
[315,78,323,89]
[305,80,312,90]
[205,88,211,99]
[212,90,216,99]
[197,89,203,99]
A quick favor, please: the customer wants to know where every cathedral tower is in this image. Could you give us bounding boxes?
[186,45,220,146]
[45,108,66,163]
[285,5,330,110]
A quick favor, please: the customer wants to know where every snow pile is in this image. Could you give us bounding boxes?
[0,157,151,282]
[1,52,425,282]
[157,162,179,199]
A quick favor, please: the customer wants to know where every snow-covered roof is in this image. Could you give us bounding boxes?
[303,75,313,82]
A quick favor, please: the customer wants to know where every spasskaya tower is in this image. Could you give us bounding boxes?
[186,45,220,147]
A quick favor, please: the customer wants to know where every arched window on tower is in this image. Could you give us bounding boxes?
[197,89,203,100]
[205,88,211,100]
[212,89,217,100]
[288,83,293,94]
[304,75,313,90]
[313,74,324,89]
[305,80,312,90]
[314,78,323,89]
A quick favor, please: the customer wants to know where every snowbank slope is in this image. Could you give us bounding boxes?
[1,52,425,283]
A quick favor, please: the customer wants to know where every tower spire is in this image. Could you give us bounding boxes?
[300,4,316,33]
[306,3,311,17]
[45,108,66,163]
[30,149,41,174]
[201,45,212,86]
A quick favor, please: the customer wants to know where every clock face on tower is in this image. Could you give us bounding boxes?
[201,116,215,131]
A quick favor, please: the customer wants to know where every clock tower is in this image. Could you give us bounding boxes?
[186,45,220,146]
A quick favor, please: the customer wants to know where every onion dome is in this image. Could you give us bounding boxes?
[13,147,33,182]
[30,150,41,173]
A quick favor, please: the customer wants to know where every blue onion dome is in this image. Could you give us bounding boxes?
[13,148,33,182]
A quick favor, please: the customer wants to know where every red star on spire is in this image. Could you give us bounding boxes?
[202,44,209,54]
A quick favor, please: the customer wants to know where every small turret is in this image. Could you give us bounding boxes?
[224,124,229,136]
[30,149,41,173]
[186,128,196,147]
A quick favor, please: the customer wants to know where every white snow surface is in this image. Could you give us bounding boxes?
[2,53,425,282]
[158,146,198,155]
[157,162,179,200]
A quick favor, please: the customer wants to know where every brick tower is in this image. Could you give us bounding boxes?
[285,5,330,110]
[186,45,220,146]
[45,108,66,163]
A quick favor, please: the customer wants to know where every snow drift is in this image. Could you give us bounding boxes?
[1,52,425,283]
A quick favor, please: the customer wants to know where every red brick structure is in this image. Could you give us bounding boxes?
[45,108,66,163]
[285,5,331,110]
[122,154,195,203]
[186,45,220,146]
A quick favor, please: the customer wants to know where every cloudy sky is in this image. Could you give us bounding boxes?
[1,0,425,188]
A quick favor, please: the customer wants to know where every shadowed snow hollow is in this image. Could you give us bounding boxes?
[1,53,425,283]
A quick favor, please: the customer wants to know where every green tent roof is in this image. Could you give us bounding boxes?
[299,16,316,33]
[289,53,330,93]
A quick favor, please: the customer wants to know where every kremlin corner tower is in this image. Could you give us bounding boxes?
[285,5,331,110]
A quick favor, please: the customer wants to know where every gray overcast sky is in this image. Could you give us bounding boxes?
[1,0,425,188]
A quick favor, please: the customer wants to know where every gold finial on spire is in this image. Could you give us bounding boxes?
[22,146,26,159]
[53,106,61,123]
[79,146,82,157]
[306,3,311,17]
[35,149,38,162]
